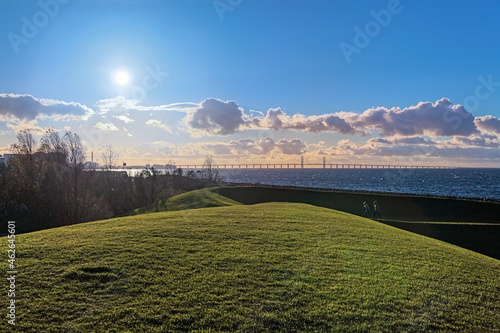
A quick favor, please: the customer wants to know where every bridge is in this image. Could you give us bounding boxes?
[173,163,452,170]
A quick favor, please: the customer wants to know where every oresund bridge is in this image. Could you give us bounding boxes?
[168,156,452,170]
[173,162,452,170]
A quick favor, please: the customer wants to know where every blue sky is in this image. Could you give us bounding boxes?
[1,0,500,166]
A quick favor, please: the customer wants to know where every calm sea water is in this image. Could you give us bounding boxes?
[216,168,500,200]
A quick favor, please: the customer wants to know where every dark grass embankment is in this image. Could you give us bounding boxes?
[380,221,500,260]
[215,186,500,223]
[215,186,500,259]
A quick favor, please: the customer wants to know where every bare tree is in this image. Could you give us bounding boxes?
[10,129,39,205]
[65,131,85,166]
[64,131,86,223]
[11,129,37,155]
[202,155,220,182]
[39,128,67,164]
[101,145,118,170]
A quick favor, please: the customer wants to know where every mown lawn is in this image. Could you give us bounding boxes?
[125,187,241,216]
[2,203,499,332]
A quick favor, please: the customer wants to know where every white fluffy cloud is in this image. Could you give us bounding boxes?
[145,119,173,133]
[94,122,119,131]
[275,138,307,155]
[255,107,357,134]
[475,115,500,135]
[350,98,477,137]
[185,98,246,136]
[96,96,198,114]
[0,93,93,121]
[181,97,484,139]
[113,115,135,124]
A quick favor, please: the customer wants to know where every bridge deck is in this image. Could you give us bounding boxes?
[172,163,453,170]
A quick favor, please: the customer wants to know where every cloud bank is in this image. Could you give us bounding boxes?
[350,98,477,137]
[0,93,93,121]
[182,97,483,138]
[1,93,499,166]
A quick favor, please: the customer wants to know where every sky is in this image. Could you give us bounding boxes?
[1,0,500,167]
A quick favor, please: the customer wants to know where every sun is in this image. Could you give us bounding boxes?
[115,71,130,86]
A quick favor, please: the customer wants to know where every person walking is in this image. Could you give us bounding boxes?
[373,200,381,220]
[363,202,370,218]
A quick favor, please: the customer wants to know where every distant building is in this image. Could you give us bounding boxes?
[0,155,4,165]
[84,161,99,169]
[152,164,166,169]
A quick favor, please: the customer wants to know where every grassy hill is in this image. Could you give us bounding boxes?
[215,186,500,259]
[125,187,242,216]
[2,202,499,332]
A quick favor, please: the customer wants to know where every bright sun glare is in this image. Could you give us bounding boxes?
[115,71,130,85]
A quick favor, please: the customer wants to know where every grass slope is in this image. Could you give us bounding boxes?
[381,220,500,260]
[216,186,500,222]
[216,186,500,259]
[2,203,499,332]
[126,187,241,216]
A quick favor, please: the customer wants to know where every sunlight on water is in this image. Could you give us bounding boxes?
[217,168,500,200]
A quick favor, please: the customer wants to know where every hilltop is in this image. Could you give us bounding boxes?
[1,192,499,332]
[125,186,500,259]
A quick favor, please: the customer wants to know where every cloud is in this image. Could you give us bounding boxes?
[0,93,93,121]
[446,134,499,148]
[325,134,500,165]
[475,115,500,135]
[225,137,279,155]
[275,139,307,155]
[367,138,393,145]
[123,127,133,137]
[196,137,307,156]
[185,98,246,136]
[392,136,436,145]
[201,143,233,155]
[255,108,357,134]
[351,98,477,137]
[181,98,481,139]
[183,101,358,137]
[113,115,135,123]
[145,119,173,133]
[6,119,47,135]
[94,122,119,131]
[96,96,198,114]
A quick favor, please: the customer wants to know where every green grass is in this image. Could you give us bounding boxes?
[2,202,499,332]
[125,187,242,216]
[216,186,500,259]
[216,186,500,223]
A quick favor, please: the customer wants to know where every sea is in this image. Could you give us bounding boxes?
[214,168,500,201]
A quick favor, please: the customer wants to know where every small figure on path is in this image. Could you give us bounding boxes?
[363,201,370,218]
[373,201,381,220]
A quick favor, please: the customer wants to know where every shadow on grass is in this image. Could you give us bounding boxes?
[379,220,500,260]
[216,186,500,260]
